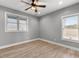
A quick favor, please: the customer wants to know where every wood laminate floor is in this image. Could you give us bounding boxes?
[0,40,79,58]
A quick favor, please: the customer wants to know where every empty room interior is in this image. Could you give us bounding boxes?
[0,0,79,58]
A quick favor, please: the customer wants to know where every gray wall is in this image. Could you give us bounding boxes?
[0,3,79,49]
[0,6,40,46]
[40,3,79,48]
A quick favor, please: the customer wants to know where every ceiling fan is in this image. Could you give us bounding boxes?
[21,0,46,12]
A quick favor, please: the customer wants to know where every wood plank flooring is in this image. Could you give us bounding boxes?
[0,40,79,58]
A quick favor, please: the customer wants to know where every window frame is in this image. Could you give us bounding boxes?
[61,13,79,43]
[5,13,18,32]
[5,12,28,32]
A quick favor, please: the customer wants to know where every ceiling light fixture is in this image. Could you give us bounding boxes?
[31,6,36,10]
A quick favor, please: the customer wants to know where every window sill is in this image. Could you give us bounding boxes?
[62,38,79,44]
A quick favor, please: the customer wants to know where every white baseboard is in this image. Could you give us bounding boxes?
[39,39,79,52]
[0,38,39,49]
[0,38,79,52]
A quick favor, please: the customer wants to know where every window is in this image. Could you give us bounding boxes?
[6,16,17,32]
[62,14,79,42]
[19,20,27,32]
[5,12,28,32]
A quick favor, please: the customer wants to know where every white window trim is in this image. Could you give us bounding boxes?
[5,12,18,32]
[61,13,79,43]
[5,12,7,32]
[5,12,29,32]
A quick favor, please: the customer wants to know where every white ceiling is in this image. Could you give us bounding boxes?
[0,0,79,16]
